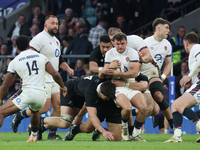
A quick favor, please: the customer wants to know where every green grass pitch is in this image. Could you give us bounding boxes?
[0,132,199,150]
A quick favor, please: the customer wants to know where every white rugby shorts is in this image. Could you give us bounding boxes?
[12,88,47,111]
[45,82,60,98]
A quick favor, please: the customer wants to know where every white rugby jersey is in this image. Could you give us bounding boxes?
[188,44,200,83]
[7,49,49,90]
[142,35,171,72]
[30,30,60,82]
[105,47,139,82]
[127,35,147,51]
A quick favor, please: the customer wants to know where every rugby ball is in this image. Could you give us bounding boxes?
[112,63,124,80]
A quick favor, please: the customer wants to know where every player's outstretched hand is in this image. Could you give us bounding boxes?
[102,130,115,141]
[60,87,68,97]
[180,76,191,87]
[109,60,121,69]
[68,68,74,76]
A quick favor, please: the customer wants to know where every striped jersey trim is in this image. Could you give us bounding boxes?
[139,46,147,52]
[151,59,159,71]
[30,46,38,52]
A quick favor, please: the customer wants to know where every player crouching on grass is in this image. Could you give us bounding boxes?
[0,35,67,142]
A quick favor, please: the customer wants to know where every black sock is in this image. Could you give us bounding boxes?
[134,120,143,129]
[182,108,199,124]
[31,127,38,132]
[173,111,182,129]
[122,117,129,123]
[49,128,57,135]
[39,124,46,133]
[16,110,28,124]
[168,119,173,129]
[128,126,134,135]
[132,109,137,116]
[72,123,82,135]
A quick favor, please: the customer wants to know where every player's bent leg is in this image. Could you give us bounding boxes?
[172,92,197,114]
[64,117,93,141]
[38,98,51,114]
[107,122,122,141]
[0,98,20,127]
[131,93,147,123]
[50,92,61,116]
[72,103,87,126]
[116,94,132,141]
[143,93,159,116]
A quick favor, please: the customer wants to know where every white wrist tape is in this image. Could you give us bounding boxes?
[161,74,166,80]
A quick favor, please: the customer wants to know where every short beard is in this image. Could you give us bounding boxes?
[48,29,57,36]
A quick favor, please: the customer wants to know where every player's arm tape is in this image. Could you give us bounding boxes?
[161,74,166,80]
[98,67,103,72]
[60,114,74,123]
[124,81,129,87]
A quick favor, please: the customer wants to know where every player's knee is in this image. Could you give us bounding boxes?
[153,91,163,102]
[149,81,164,102]
[138,104,148,115]
[60,121,70,129]
[123,107,132,115]
[84,127,94,133]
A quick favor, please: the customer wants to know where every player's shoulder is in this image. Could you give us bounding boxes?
[144,35,153,42]
[192,44,200,50]
[127,34,143,41]
[162,38,171,45]
[126,46,137,53]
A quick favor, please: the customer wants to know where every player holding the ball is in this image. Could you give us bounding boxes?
[103,32,148,142]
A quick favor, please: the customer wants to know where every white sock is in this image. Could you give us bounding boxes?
[132,127,141,137]
[121,121,128,128]
[30,131,38,138]
[196,120,200,129]
[173,128,182,139]
[164,129,169,134]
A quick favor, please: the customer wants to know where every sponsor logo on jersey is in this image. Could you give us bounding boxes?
[154,54,162,63]
[56,41,59,46]
[150,47,154,50]
[55,49,60,57]
[164,46,167,51]
[126,57,130,62]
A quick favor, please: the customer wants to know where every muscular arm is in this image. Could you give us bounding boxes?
[0,74,14,105]
[112,80,148,92]
[162,56,172,80]
[86,106,114,140]
[139,48,153,63]
[113,62,141,78]
[60,62,74,76]
[46,62,67,96]
[89,61,100,73]
[86,106,106,133]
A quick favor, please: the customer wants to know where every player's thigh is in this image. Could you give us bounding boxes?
[149,77,162,85]
[130,93,146,111]
[39,98,51,112]
[116,94,132,109]
[0,98,20,117]
[107,122,122,141]
[51,92,60,109]
[172,92,196,113]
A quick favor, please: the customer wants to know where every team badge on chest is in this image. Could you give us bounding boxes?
[126,57,130,62]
